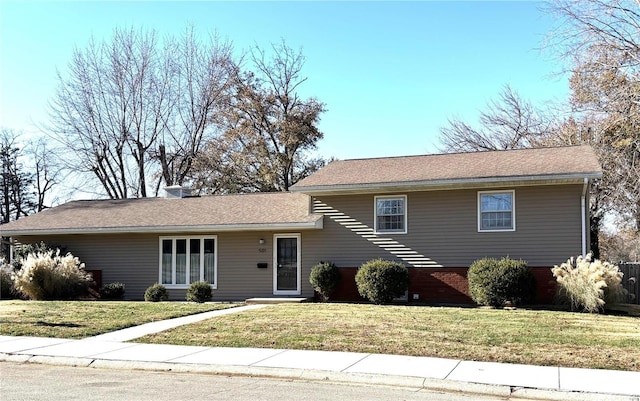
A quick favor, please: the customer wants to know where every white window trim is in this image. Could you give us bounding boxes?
[477,190,516,232]
[273,233,301,296]
[374,195,408,235]
[158,235,218,289]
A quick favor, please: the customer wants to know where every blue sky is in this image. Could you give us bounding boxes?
[0,1,567,160]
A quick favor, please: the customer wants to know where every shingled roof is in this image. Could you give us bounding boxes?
[291,145,602,194]
[0,192,322,236]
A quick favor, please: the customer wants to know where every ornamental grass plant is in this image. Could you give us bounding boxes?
[552,253,627,313]
[11,250,93,300]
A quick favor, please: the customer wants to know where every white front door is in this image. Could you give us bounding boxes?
[273,234,301,295]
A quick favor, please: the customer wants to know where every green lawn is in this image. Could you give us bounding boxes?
[139,303,640,371]
[0,300,241,339]
[2,300,638,371]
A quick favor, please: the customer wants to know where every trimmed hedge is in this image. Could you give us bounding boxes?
[186,281,213,303]
[144,283,169,302]
[468,257,536,307]
[100,282,125,300]
[309,262,340,302]
[355,259,408,304]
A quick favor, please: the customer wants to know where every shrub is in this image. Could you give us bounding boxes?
[552,253,627,313]
[309,262,341,302]
[186,281,212,303]
[144,283,169,302]
[468,257,536,307]
[11,250,93,300]
[1,267,19,299]
[355,259,408,305]
[100,282,126,300]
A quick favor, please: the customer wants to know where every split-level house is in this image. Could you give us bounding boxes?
[0,145,602,303]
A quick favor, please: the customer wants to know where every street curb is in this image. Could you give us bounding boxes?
[2,354,637,401]
[28,355,94,368]
[0,353,31,363]
[511,387,639,401]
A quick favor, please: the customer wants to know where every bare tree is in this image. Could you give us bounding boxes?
[48,28,165,198]
[0,129,36,258]
[547,0,640,231]
[28,137,63,212]
[48,26,235,198]
[155,27,236,191]
[193,40,327,193]
[546,0,640,74]
[0,129,35,224]
[439,85,552,152]
[600,225,640,262]
[189,138,238,194]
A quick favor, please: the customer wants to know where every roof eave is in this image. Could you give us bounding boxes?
[290,173,603,195]
[1,217,324,237]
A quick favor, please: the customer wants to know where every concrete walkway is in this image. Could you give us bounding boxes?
[0,306,638,400]
[87,304,268,342]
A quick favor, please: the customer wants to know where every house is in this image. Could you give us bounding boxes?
[0,145,602,303]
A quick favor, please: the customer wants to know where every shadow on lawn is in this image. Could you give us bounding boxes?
[35,321,84,328]
[604,304,640,317]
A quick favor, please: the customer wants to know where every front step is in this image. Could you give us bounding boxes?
[245,297,312,304]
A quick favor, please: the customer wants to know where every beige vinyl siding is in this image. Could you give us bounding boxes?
[302,221,398,267]
[304,196,401,267]
[216,231,312,300]
[13,233,158,300]
[14,231,317,300]
[309,184,583,268]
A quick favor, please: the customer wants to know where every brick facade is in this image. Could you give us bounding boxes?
[327,266,558,305]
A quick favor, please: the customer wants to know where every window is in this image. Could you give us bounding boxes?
[159,236,217,288]
[478,190,515,232]
[375,195,407,234]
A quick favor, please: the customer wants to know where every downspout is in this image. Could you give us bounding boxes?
[581,177,588,257]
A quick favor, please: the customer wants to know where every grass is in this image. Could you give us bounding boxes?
[139,303,640,371]
[2,300,638,371]
[0,300,241,339]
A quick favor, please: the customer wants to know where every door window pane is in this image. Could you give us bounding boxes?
[277,238,297,291]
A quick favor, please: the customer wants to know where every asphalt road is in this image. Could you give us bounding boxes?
[0,362,507,401]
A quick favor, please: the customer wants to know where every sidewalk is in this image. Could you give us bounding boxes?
[87,304,268,342]
[0,307,638,400]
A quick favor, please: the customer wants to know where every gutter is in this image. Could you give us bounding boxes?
[581,177,588,257]
[290,172,603,195]
[0,218,324,237]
